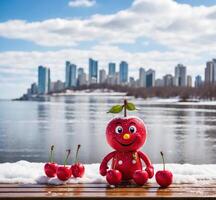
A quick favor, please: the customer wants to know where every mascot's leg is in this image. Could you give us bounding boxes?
[132,170,148,186]
[106,170,122,185]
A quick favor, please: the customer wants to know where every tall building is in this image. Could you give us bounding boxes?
[174,64,187,87]
[77,67,87,86]
[195,75,202,87]
[146,69,155,88]
[99,69,106,84]
[129,77,136,87]
[187,75,192,87]
[205,59,216,84]
[119,61,128,84]
[139,67,146,87]
[65,61,77,88]
[38,66,50,94]
[89,58,98,84]
[163,74,173,87]
[108,63,116,76]
[30,83,38,94]
[155,78,164,87]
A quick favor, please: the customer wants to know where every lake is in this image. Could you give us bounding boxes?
[0,94,216,165]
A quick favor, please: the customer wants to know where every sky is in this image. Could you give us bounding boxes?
[1,0,216,99]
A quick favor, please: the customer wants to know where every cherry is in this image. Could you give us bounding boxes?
[133,170,148,186]
[44,145,57,178]
[71,144,85,178]
[56,149,72,181]
[106,169,122,185]
[155,151,173,188]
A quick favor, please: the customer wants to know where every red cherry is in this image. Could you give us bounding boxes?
[133,170,148,186]
[71,144,85,178]
[106,169,122,185]
[57,166,72,181]
[155,152,173,188]
[56,149,72,181]
[44,162,57,178]
[44,145,57,178]
[71,163,85,178]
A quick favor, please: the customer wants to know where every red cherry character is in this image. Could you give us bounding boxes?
[44,145,57,178]
[100,100,154,186]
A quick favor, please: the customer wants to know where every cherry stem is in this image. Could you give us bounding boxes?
[124,99,127,117]
[49,145,54,163]
[64,149,71,167]
[75,144,81,163]
[160,151,165,171]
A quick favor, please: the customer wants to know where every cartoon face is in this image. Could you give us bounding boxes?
[106,117,147,151]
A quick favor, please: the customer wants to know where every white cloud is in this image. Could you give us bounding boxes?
[68,0,96,8]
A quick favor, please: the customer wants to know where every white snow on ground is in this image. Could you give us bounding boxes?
[0,161,216,185]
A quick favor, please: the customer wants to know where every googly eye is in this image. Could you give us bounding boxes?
[115,126,123,134]
[129,125,137,134]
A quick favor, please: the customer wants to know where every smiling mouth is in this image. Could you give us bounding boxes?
[115,137,137,146]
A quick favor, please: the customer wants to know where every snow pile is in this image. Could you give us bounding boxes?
[0,161,216,185]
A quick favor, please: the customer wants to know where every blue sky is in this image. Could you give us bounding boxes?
[0,0,216,98]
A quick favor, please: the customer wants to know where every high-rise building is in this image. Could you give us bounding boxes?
[38,66,50,94]
[65,61,77,88]
[139,67,146,87]
[146,69,155,88]
[99,69,106,84]
[77,67,87,86]
[174,64,187,87]
[30,83,38,94]
[195,75,202,87]
[89,58,98,84]
[119,61,128,84]
[155,78,164,87]
[163,74,173,87]
[205,59,216,84]
[129,77,136,87]
[187,75,192,87]
[108,63,116,76]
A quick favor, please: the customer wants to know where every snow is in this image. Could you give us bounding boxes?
[0,160,216,185]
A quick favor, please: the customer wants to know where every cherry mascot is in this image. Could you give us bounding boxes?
[99,100,154,186]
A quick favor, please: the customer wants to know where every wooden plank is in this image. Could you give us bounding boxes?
[0,183,215,199]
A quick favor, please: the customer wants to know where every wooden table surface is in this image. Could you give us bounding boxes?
[0,182,216,199]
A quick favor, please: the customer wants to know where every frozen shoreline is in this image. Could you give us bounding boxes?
[0,161,216,185]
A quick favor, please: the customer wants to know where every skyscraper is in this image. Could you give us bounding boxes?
[163,74,173,87]
[187,75,192,87]
[174,64,187,87]
[139,67,146,87]
[195,75,202,87]
[77,67,87,86]
[119,61,128,84]
[99,69,106,84]
[205,59,216,84]
[65,61,77,88]
[108,63,116,76]
[38,66,50,94]
[146,69,155,88]
[89,58,98,84]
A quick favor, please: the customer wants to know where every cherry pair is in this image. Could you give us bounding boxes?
[44,145,85,181]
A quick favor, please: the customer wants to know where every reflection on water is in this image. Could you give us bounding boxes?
[0,95,216,164]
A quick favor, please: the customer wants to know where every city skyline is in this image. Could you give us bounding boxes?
[1,0,216,98]
[24,57,216,97]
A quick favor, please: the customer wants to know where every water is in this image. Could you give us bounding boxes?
[0,94,216,164]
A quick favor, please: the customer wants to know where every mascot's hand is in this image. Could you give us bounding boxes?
[145,165,154,178]
[100,165,108,176]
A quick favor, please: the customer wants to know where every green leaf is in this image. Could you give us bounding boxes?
[126,102,137,111]
[107,105,123,113]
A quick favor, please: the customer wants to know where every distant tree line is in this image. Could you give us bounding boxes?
[58,83,216,101]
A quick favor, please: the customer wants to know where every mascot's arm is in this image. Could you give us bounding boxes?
[138,151,154,178]
[99,151,116,176]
